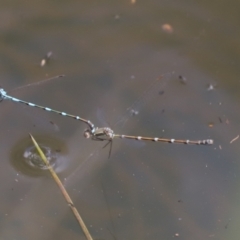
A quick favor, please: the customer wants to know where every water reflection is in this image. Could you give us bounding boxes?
[10,135,68,177]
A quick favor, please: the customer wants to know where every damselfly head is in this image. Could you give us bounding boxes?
[83,129,92,139]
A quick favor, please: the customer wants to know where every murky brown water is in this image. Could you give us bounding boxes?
[0,1,239,239]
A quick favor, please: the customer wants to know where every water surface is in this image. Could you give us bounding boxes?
[0,1,239,239]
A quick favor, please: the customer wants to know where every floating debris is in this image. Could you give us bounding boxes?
[230,135,239,144]
[40,51,53,67]
[207,83,217,91]
[178,75,187,84]
[208,122,214,128]
[162,23,173,33]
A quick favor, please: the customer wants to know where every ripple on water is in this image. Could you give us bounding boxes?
[10,135,68,177]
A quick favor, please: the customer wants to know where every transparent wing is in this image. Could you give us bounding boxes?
[10,75,65,93]
[115,71,174,127]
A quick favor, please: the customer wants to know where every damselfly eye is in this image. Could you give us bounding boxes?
[84,130,91,139]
